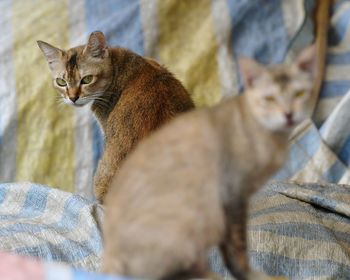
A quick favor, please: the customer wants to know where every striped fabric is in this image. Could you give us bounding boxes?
[275,0,350,184]
[249,181,350,279]
[314,0,350,125]
[0,182,103,271]
[1,0,350,280]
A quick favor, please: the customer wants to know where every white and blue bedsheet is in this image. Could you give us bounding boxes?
[0,182,103,271]
[2,180,350,279]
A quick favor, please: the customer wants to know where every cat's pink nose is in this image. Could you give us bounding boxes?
[69,96,79,103]
[285,112,294,126]
[285,113,293,120]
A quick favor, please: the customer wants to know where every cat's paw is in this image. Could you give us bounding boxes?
[247,271,288,280]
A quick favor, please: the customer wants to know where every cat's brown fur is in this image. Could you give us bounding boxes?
[37,31,194,201]
[102,46,315,280]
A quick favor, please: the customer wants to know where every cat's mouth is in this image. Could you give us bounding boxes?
[63,97,91,107]
[72,103,86,107]
[285,113,295,128]
[286,119,295,127]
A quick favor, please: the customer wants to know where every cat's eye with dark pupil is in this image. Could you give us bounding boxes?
[81,75,93,85]
[295,91,304,98]
[56,78,67,87]
[265,96,275,102]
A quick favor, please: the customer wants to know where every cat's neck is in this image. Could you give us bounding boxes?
[91,48,147,130]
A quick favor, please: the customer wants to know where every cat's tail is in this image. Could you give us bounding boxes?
[310,0,331,114]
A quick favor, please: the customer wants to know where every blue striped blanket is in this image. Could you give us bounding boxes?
[0,182,103,271]
[1,180,350,279]
[249,182,350,279]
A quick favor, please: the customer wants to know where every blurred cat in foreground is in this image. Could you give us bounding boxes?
[102,45,315,280]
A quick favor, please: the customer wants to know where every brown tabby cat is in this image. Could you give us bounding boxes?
[37,31,194,201]
[102,45,315,280]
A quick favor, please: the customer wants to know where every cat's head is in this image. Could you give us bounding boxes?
[239,45,315,133]
[37,31,112,107]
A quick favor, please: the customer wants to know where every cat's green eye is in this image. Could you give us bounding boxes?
[264,96,275,102]
[56,78,67,87]
[295,90,305,98]
[81,75,93,85]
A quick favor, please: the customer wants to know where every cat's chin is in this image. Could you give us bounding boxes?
[264,122,298,134]
[72,103,87,107]
[277,121,306,134]
[65,102,87,108]
[259,117,305,134]
[280,125,296,134]
[64,98,91,107]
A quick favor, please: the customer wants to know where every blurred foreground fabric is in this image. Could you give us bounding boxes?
[0,251,125,280]
[2,0,350,280]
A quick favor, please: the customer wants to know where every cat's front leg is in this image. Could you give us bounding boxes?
[220,203,249,280]
[93,157,112,202]
[93,141,125,202]
[220,204,286,280]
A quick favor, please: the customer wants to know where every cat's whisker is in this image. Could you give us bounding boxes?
[56,99,66,108]
[95,101,112,110]
[83,96,113,109]
[85,97,110,106]
[84,95,106,100]
[92,97,110,103]
[55,96,64,103]
[91,95,112,102]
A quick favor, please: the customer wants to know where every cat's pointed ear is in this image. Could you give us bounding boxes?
[238,57,266,88]
[37,40,63,68]
[295,44,316,76]
[84,31,108,58]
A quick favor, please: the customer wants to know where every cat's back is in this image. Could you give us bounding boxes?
[140,55,195,113]
[105,47,194,138]
[110,47,193,107]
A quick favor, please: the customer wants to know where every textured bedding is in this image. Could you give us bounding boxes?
[2,182,350,279]
[0,182,103,271]
[1,0,350,279]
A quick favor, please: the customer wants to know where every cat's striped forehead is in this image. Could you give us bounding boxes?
[273,72,290,85]
[268,66,293,87]
[67,52,77,68]
[63,47,84,80]
[66,52,78,77]
[265,65,309,91]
